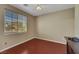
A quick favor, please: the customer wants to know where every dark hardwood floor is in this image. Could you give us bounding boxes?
[0,38,66,54]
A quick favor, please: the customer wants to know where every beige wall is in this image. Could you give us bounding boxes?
[0,5,36,51]
[36,8,74,44]
[75,5,79,37]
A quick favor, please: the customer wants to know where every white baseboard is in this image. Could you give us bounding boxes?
[0,36,35,52]
[35,36,66,45]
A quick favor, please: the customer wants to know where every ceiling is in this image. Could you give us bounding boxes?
[11,4,74,16]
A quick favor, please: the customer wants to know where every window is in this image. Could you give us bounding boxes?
[4,9,27,33]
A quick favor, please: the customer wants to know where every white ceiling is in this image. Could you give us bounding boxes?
[11,4,74,16]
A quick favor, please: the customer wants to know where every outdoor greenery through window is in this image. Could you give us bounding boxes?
[4,9,27,33]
